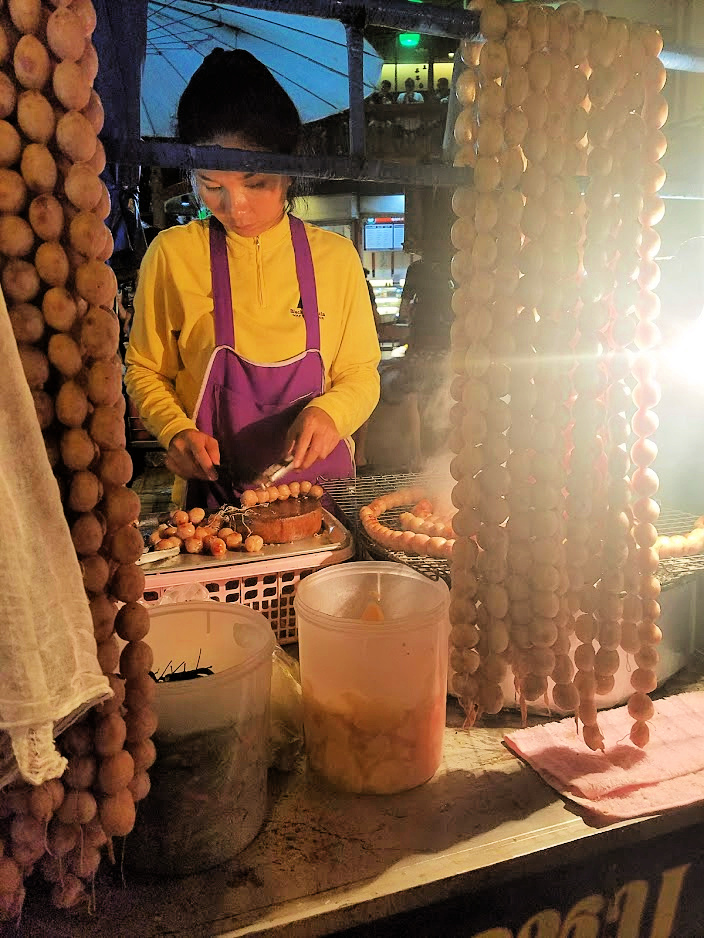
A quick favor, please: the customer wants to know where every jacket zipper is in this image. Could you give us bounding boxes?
[255,236,263,306]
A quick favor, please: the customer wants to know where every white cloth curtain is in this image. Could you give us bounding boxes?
[0,290,111,788]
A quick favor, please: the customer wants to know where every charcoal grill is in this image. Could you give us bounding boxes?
[324,474,704,592]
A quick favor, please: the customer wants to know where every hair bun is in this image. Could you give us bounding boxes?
[177,49,302,155]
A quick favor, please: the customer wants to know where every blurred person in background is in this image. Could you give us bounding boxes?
[434,76,450,103]
[399,76,423,105]
[370,78,395,105]
[393,244,454,469]
[397,77,424,146]
[368,79,396,154]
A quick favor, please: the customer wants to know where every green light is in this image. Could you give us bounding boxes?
[399,1,421,49]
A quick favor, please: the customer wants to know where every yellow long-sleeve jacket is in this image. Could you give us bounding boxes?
[125,213,381,450]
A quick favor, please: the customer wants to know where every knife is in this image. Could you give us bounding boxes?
[254,455,295,489]
[214,454,294,489]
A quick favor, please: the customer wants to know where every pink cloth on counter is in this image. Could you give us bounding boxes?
[503,691,704,825]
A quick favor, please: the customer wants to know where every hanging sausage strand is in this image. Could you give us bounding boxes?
[0,0,155,919]
[449,0,666,749]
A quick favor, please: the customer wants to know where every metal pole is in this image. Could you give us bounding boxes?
[345,21,366,159]
[105,138,473,188]
[94,0,146,141]
[207,0,479,40]
[214,0,702,71]
[150,167,166,229]
[221,0,704,70]
[660,47,704,74]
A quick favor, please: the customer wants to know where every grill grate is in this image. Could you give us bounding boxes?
[657,507,704,587]
[324,476,704,591]
[324,473,451,583]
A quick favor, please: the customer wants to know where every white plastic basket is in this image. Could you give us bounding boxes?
[142,545,354,645]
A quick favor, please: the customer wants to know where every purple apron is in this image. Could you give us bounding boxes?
[186,215,354,509]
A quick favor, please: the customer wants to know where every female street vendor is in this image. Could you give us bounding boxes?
[125,50,381,507]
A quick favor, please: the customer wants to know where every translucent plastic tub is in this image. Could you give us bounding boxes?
[294,562,450,794]
[128,602,274,875]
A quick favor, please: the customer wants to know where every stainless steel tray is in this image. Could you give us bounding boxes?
[138,507,352,573]
[136,545,181,566]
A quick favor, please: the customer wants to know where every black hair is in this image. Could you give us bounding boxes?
[177,49,301,154]
[178,49,305,210]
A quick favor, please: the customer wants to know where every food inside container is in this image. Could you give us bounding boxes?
[126,602,274,875]
[295,562,450,795]
[303,686,447,796]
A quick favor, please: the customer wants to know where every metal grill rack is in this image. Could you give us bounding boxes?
[658,507,704,588]
[324,473,452,584]
[324,476,704,592]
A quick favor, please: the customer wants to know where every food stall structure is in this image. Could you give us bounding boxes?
[13,0,704,934]
[98,0,479,182]
[22,659,704,937]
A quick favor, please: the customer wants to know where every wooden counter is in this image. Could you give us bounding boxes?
[19,659,704,938]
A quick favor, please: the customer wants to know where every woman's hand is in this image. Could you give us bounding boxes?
[286,406,341,470]
[165,429,220,481]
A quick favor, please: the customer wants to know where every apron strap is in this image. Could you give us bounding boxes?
[209,217,235,348]
[289,215,320,351]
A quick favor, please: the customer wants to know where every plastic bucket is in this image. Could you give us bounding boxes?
[294,562,449,795]
[129,601,274,875]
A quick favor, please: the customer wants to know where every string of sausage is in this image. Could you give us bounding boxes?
[359,487,455,558]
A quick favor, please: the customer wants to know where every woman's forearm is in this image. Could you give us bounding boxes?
[124,362,197,449]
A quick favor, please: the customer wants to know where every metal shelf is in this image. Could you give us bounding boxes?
[106,138,474,188]
[102,0,479,188]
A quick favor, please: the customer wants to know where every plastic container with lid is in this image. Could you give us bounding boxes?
[294,562,450,795]
[127,601,274,876]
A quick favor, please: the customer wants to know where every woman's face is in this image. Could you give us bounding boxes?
[194,134,291,238]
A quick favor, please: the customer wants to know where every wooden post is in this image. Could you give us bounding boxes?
[150,167,166,230]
